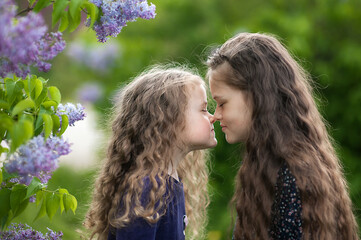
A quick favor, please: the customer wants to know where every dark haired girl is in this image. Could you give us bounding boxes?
[207,32,359,240]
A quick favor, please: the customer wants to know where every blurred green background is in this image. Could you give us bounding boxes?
[14,0,361,239]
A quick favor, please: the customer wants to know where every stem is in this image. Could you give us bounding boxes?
[81,7,88,15]
[16,6,33,17]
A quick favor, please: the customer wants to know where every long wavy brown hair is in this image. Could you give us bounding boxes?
[207,33,359,240]
[84,65,210,240]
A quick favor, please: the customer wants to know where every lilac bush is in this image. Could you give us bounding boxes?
[0,0,65,78]
[0,223,63,240]
[4,136,71,185]
[89,0,156,42]
[0,0,156,235]
[55,103,86,126]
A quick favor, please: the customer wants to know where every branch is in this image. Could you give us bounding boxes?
[16,6,33,17]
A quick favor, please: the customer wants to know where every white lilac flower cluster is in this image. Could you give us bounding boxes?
[0,0,66,78]
[0,223,63,240]
[89,0,156,42]
[55,103,86,126]
[4,136,71,185]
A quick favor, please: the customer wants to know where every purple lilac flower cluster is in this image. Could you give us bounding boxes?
[67,40,119,72]
[77,82,104,103]
[4,135,71,185]
[0,0,66,78]
[89,0,156,42]
[55,103,86,126]
[0,223,63,240]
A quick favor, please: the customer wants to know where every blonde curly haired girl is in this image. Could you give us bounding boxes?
[84,65,217,240]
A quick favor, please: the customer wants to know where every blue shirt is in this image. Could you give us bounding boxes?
[269,164,303,239]
[232,164,303,240]
[108,177,187,240]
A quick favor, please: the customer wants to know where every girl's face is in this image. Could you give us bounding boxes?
[183,82,217,151]
[209,63,253,144]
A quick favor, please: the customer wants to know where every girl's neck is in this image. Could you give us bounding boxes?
[168,148,187,182]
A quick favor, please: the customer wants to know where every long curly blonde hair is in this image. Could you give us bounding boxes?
[207,33,359,240]
[84,65,210,240]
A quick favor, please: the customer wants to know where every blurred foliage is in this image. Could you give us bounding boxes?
[13,166,95,239]
[29,0,361,239]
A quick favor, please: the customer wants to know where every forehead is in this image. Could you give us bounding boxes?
[209,63,236,89]
[187,82,206,96]
[209,62,234,82]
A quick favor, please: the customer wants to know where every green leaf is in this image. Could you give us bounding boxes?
[1,168,18,182]
[21,118,34,140]
[83,2,99,28]
[70,0,83,19]
[23,75,35,97]
[10,119,34,152]
[34,195,46,221]
[35,88,48,107]
[0,188,11,219]
[33,0,52,12]
[5,78,15,102]
[63,193,77,214]
[0,114,13,131]
[59,12,69,32]
[70,194,77,214]
[0,170,2,184]
[42,113,53,138]
[35,190,45,206]
[34,78,44,100]
[0,99,10,110]
[35,106,53,133]
[41,100,58,109]
[52,0,69,27]
[10,184,27,214]
[26,177,43,199]
[11,98,35,117]
[51,114,60,134]
[13,199,29,218]
[20,113,34,123]
[57,114,68,136]
[68,7,82,32]
[63,193,71,213]
[29,0,37,7]
[48,86,61,104]
[5,79,24,106]
[58,189,68,214]
[46,192,61,220]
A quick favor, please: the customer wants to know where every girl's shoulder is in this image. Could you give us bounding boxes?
[140,175,184,199]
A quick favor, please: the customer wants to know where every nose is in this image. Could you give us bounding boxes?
[209,113,216,124]
[212,107,221,122]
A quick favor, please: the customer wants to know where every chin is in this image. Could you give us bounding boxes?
[225,136,241,144]
[209,139,218,148]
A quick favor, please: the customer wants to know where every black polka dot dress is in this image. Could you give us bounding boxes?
[269,164,303,239]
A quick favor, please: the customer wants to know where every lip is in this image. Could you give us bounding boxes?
[220,125,227,131]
